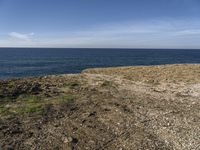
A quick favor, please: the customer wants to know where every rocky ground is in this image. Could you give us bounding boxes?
[0,64,200,150]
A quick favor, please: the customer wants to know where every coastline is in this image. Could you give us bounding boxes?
[0,63,199,81]
[0,64,200,149]
[1,48,200,80]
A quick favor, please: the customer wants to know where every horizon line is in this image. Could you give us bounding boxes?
[0,47,200,50]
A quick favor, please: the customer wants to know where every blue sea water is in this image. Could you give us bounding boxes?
[0,48,200,79]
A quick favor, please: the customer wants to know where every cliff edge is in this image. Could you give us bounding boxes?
[0,64,200,150]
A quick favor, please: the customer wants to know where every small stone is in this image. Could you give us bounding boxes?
[88,111,96,117]
[63,136,73,143]
[68,137,73,142]
[71,137,78,145]
[7,145,14,150]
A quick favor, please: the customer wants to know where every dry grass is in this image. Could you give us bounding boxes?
[83,64,200,84]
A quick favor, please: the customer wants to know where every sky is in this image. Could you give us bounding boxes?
[0,0,200,48]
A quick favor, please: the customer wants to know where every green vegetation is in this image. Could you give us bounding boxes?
[0,106,9,114]
[16,95,44,113]
[7,81,15,88]
[19,104,43,113]
[0,93,76,116]
[55,94,75,104]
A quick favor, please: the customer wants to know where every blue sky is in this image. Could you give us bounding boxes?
[0,0,200,48]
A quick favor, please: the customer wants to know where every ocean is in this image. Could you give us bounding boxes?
[0,48,200,79]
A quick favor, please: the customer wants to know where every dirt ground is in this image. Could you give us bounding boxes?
[0,64,200,150]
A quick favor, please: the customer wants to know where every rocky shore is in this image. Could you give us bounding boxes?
[0,64,200,150]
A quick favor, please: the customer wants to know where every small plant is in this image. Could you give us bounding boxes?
[0,106,10,115]
[55,94,75,104]
[63,81,79,88]
[16,95,44,113]
[101,81,112,87]
[7,81,15,88]
[19,104,43,113]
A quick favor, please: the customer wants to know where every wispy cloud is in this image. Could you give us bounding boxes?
[8,32,34,41]
[175,29,200,36]
[1,19,200,48]
[55,19,200,48]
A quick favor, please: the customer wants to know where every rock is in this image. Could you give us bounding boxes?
[71,137,78,145]
[6,145,14,150]
[63,136,78,145]
[88,111,96,117]
[30,83,42,94]
[10,126,23,134]
[63,136,73,143]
